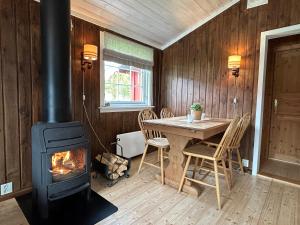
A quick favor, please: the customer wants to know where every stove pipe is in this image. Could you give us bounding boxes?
[41,0,72,123]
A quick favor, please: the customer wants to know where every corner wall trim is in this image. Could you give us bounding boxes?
[252,24,300,175]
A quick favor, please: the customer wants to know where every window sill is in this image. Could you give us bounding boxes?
[98,105,154,113]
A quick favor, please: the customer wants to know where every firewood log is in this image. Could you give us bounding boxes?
[116,164,127,175]
[108,172,119,180]
[103,152,118,164]
[109,163,119,173]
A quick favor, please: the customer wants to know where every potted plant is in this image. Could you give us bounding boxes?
[190,103,203,120]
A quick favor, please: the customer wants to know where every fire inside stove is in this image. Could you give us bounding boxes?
[51,148,86,182]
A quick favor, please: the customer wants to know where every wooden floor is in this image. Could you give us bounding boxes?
[0,153,299,225]
[260,159,300,185]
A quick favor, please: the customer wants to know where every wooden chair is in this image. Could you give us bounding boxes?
[204,113,251,177]
[160,107,174,118]
[178,117,240,209]
[138,109,169,184]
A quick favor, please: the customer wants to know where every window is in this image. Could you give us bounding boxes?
[104,61,151,104]
[100,32,154,112]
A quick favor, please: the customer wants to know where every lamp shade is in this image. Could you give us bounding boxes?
[228,55,241,69]
[83,44,98,61]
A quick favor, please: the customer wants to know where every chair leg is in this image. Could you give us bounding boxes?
[214,160,221,210]
[178,155,191,193]
[160,148,164,185]
[236,148,244,174]
[138,144,149,174]
[192,158,199,179]
[221,159,231,191]
[200,158,205,168]
[228,150,233,185]
[158,148,160,162]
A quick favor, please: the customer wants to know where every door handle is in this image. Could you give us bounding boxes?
[274,99,278,114]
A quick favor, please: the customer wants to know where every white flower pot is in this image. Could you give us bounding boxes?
[191,110,202,120]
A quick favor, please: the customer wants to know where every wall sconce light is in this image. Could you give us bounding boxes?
[81,44,98,71]
[228,55,241,77]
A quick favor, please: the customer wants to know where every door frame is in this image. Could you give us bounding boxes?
[252,24,300,175]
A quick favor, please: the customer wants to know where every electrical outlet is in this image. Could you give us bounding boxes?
[233,97,238,105]
[1,182,13,196]
[242,159,249,168]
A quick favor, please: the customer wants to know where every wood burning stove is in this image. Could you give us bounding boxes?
[32,0,91,219]
[32,122,91,218]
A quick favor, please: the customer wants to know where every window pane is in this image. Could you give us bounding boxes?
[104,61,150,104]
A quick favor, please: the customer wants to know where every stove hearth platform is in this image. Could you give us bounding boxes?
[16,190,118,225]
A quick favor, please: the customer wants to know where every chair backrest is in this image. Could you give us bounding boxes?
[138,109,161,141]
[214,117,240,159]
[160,108,174,118]
[230,113,251,148]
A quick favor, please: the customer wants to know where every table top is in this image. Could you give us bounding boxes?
[143,116,231,140]
[144,116,231,130]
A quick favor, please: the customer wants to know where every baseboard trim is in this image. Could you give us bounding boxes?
[0,187,32,202]
[258,173,300,187]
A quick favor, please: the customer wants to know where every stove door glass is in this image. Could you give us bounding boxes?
[51,147,86,182]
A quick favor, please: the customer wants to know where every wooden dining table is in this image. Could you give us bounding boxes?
[143,116,231,196]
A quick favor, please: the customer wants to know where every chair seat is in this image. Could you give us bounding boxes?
[203,135,222,145]
[183,144,216,160]
[147,138,169,148]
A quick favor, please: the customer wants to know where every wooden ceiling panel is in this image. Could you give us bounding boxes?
[71,0,239,49]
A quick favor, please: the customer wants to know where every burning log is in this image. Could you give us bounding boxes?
[95,153,128,180]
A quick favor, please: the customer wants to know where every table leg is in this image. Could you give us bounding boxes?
[158,133,200,196]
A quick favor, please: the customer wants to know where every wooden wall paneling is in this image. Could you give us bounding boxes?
[171,43,178,114]
[83,24,93,126]
[164,46,171,110]
[175,40,183,116]
[226,4,240,119]
[166,46,173,110]
[253,4,268,163]
[193,29,201,105]
[30,1,41,124]
[153,49,162,114]
[1,0,21,192]
[91,27,101,158]
[83,21,101,158]
[241,7,258,161]
[160,0,300,164]
[187,32,195,109]
[235,1,247,117]
[161,48,168,108]
[111,112,120,151]
[199,26,208,111]
[218,12,231,119]
[98,112,107,153]
[181,38,190,115]
[277,0,291,28]
[204,21,216,117]
[105,113,114,151]
[15,0,32,189]
[0,0,6,185]
[266,0,279,31]
[290,0,300,23]
[0,0,150,199]
[211,15,224,118]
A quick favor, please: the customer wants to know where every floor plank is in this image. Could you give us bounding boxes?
[0,198,28,225]
[260,159,300,185]
[0,152,299,225]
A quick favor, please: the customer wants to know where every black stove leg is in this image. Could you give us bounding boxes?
[38,188,49,219]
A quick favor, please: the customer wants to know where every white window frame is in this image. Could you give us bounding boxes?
[99,31,154,113]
